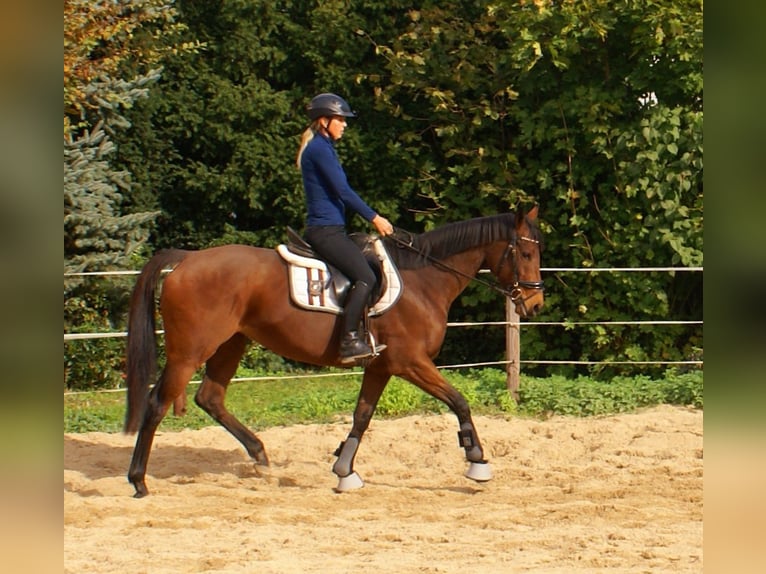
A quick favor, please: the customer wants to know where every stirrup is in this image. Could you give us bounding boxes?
[340,353,372,365]
[339,344,372,360]
[339,335,386,365]
[366,329,386,355]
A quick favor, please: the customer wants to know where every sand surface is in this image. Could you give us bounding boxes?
[64,405,702,573]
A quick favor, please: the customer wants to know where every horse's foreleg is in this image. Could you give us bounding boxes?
[402,361,492,483]
[333,369,390,491]
[128,362,196,498]
[194,334,269,465]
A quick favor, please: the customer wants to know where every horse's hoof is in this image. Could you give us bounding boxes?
[465,461,492,482]
[334,472,364,492]
[249,446,269,466]
[132,483,149,498]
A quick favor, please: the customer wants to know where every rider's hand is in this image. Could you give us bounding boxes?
[372,214,394,236]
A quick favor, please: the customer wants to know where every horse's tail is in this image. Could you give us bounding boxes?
[124,249,189,434]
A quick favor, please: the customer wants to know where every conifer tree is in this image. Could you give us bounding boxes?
[64,119,158,274]
[64,0,192,274]
[64,0,194,388]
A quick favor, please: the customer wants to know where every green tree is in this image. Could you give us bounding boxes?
[64,0,194,388]
[85,0,703,383]
[360,0,703,373]
[64,0,186,273]
[117,0,420,250]
[64,115,160,275]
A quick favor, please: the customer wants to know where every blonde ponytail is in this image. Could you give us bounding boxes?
[296,122,321,169]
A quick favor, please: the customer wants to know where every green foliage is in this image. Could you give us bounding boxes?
[67,0,703,384]
[518,369,702,416]
[64,0,179,276]
[64,270,138,391]
[64,369,702,433]
[237,345,293,374]
[64,0,197,137]
[64,121,160,274]
[64,293,128,390]
[117,1,310,248]
[661,369,704,407]
[64,2,194,393]
[377,378,442,416]
[116,0,434,250]
[358,0,703,372]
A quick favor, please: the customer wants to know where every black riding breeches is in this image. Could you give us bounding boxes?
[304,225,376,333]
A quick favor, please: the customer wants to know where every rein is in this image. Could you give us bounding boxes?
[387,228,545,308]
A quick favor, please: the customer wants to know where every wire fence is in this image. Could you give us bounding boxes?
[64,266,703,394]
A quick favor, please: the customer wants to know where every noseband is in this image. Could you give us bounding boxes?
[496,233,545,314]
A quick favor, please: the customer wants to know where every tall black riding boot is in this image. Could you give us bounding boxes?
[339,281,373,363]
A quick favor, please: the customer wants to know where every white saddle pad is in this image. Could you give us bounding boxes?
[276,238,402,316]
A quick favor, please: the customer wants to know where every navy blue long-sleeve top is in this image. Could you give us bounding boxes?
[300,133,377,226]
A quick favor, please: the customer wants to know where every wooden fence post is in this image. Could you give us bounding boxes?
[506,297,520,402]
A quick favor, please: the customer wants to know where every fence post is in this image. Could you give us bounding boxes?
[506,297,520,402]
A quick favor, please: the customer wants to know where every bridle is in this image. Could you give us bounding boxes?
[495,233,545,311]
[387,228,545,313]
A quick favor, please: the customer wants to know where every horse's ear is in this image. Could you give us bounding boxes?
[515,204,539,229]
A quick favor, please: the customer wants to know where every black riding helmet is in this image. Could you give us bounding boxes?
[306,93,356,120]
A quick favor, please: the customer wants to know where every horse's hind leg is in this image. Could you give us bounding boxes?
[128,360,198,498]
[194,334,269,465]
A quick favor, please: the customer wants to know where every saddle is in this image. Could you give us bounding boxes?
[276,227,403,316]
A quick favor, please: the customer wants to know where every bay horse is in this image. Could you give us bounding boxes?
[124,207,544,497]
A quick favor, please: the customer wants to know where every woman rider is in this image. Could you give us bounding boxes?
[296,93,394,363]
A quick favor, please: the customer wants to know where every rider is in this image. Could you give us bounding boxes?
[296,92,394,363]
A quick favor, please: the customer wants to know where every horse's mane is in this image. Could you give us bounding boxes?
[383,213,541,270]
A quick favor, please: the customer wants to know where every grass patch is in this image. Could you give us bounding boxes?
[64,368,703,434]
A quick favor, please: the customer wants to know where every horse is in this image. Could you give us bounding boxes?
[124,206,545,497]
